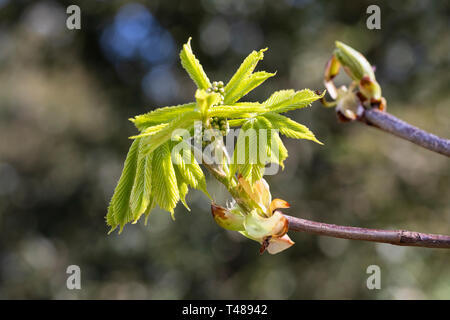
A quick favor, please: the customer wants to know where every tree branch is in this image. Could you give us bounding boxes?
[358,108,450,157]
[285,215,450,249]
[199,138,450,249]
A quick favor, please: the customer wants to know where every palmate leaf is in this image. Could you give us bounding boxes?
[129,140,153,222]
[270,130,288,170]
[224,48,266,98]
[151,142,180,217]
[140,110,201,155]
[107,38,324,241]
[230,120,266,185]
[175,168,190,211]
[208,105,267,119]
[171,140,210,198]
[228,119,249,127]
[180,37,211,89]
[131,103,196,131]
[129,123,169,139]
[107,138,140,233]
[262,112,322,144]
[224,71,275,105]
[265,89,325,113]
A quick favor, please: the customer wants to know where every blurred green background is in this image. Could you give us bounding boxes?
[0,0,449,299]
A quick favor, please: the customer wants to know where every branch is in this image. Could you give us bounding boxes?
[358,108,450,157]
[199,138,450,249]
[285,215,450,249]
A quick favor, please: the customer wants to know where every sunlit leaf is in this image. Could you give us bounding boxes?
[151,142,180,217]
[107,138,140,233]
[265,89,324,114]
[225,48,266,97]
[140,110,201,155]
[224,71,275,104]
[180,37,211,89]
[263,112,322,144]
[131,103,196,131]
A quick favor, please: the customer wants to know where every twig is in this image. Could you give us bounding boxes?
[359,108,450,157]
[199,137,450,249]
[285,215,450,249]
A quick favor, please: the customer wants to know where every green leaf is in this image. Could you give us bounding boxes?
[175,168,190,211]
[131,103,196,131]
[151,142,180,217]
[263,112,322,144]
[129,123,169,139]
[208,105,267,119]
[225,48,266,97]
[107,138,140,233]
[271,131,288,169]
[172,140,210,198]
[229,119,266,184]
[265,89,324,114]
[228,119,248,127]
[140,110,201,155]
[180,37,211,89]
[224,71,275,104]
[129,140,153,222]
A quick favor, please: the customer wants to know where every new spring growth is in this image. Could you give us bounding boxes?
[211,177,294,254]
[322,41,386,121]
[107,38,324,254]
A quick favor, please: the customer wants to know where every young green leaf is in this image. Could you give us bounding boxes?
[180,37,211,89]
[228,119,249,127]
[224,48,266,97]
[129,140,153,222]
[263,112,322,144]
[175,168,190,211]
[140,110,201,155]
[265,89,324,114]
[131,103,196,131]
[208,105,267,119]
[151,142,180,217]
[172,140,210,198]
[224,71,275,105]
[229,119,267,184]
[107,138,140,233]
[129,123,169,139]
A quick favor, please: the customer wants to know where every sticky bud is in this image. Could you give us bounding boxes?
[211,204,245,231]
[359,75,382,101]
[334,41,375,82]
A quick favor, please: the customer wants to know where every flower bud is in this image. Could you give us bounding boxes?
[211,204,245,231]
[334,41,375,82]
[359,75,382,101]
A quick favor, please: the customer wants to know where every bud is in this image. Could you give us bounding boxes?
[238,176,271,214]
[195,89,221,117]
[211,204,245,231]
[359,75,382,101]
[334,41,375,82]
[240,210,294,255]
[324,55,341,81]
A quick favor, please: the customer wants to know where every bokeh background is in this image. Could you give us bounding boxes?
[0,0,449,299]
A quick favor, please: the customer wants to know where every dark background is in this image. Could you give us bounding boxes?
[0,0,449,299]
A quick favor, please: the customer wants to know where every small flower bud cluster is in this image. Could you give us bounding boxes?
[208,81,229,136]
[210,116,229,136]
[206,81,225,102]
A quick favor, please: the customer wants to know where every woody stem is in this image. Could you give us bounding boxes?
[285,215,450,249]
[359,108,450,157]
